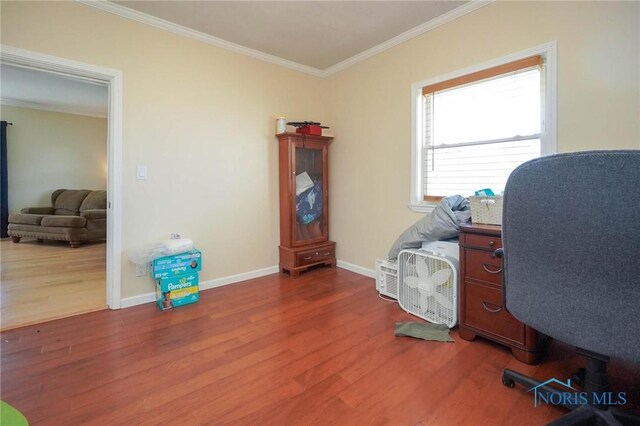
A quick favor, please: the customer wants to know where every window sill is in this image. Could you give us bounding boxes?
[408,203,436,214]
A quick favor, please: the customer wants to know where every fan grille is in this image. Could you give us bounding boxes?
[398,250,458,327]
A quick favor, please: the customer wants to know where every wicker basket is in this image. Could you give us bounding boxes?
[469,195,503,225]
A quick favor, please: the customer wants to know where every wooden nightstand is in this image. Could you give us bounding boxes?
[458,223,542,365]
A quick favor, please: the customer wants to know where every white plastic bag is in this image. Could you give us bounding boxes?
[128,234,195,266]
[128,244,165,266]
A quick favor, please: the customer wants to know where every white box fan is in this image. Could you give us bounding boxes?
[397,248,459,328]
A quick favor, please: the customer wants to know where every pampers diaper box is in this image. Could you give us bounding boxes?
[152,250,202,279]
[153,250,202,311]
[156,272,199,311]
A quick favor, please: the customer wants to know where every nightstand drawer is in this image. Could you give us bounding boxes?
[465,234,502,250]
[464,249,503,285]
[464,282,525,345]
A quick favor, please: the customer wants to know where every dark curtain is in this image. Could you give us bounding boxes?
[1,121,8,238]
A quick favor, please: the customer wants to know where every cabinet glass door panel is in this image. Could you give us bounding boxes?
[293,146,325,245]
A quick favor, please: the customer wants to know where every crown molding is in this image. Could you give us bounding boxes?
[76,0,494,78]
[322,0,495,76]
[1,97,107,118]
[75,0,325,77]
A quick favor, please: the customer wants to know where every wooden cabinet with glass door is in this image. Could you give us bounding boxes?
[277,132,335,276]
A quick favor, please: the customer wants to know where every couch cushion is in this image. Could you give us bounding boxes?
[41,215,87,228]
[80,190,107,211]
[51,189,67,206]
[8,213,47,226]
[54,190,91,215]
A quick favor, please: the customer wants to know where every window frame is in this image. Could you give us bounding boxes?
[409,42,557,213]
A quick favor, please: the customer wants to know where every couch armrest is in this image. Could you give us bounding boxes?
[21,206,55,214]
[80,209,107,220]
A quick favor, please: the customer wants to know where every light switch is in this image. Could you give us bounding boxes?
[137,165,148,180]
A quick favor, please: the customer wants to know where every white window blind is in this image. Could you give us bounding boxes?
[422,66,542,197]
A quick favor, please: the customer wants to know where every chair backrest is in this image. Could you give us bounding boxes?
[52,189,91,216]
[502,150,640,363]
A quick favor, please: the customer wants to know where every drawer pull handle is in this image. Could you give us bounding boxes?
[482,263,503,274]
[322,252,331,256]
[303,256,312,260]
[488,240,495,247]
[482,301,503,313]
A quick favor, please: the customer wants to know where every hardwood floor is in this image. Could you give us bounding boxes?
[0,239,106,331]
[1,267,639,425]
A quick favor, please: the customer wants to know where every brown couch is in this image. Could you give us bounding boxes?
[8,189,107,248]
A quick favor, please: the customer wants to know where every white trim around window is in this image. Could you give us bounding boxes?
[409,41,557,213]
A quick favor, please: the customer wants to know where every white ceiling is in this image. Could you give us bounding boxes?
[111,1,470,71]
[0,65,108,117]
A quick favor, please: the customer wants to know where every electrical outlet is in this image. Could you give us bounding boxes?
[136,263,147,277]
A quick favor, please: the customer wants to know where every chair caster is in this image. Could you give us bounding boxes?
[502,375,515,388]
[571,368,586,388]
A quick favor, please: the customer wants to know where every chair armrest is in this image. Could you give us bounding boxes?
[21,206,54,214]
[80,209,106,220]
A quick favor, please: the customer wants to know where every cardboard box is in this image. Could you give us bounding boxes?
[152,250,202,279]
[156,272,199,310]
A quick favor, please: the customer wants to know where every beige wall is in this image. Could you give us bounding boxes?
[2,1,638,299]
[0,106,107,214]
[1,1,327,298]
[324,1,640,270]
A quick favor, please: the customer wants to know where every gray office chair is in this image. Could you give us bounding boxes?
[499,150,640,425]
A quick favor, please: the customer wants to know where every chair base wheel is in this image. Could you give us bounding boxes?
[571,368,586,388]
[502,375,515,388]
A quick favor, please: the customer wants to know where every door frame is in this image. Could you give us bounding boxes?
[1,45,123,309]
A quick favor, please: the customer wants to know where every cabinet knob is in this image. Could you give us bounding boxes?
[488,240,495,247]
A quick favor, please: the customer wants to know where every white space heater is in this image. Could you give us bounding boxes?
[397,244,459,328]
[375,258,399,299]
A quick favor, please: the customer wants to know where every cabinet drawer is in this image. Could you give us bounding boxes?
[464,234,502,250]
[464,282,525,344]
[296,246,335,267]
[465,249,503,286]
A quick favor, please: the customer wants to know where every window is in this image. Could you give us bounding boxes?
[410,44,556,212]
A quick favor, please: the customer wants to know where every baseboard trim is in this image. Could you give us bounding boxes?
[120,262,376,309]
[120,265,280,309]
[337,260,376,279]
[120,292,155,308]
[200,265,280,291]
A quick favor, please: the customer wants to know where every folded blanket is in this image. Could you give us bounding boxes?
[394,321,454,342]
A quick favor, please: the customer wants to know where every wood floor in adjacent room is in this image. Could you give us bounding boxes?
[2,267,639,425]
[0,239,106,331]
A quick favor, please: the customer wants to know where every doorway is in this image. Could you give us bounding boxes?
[0,46,122,329]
